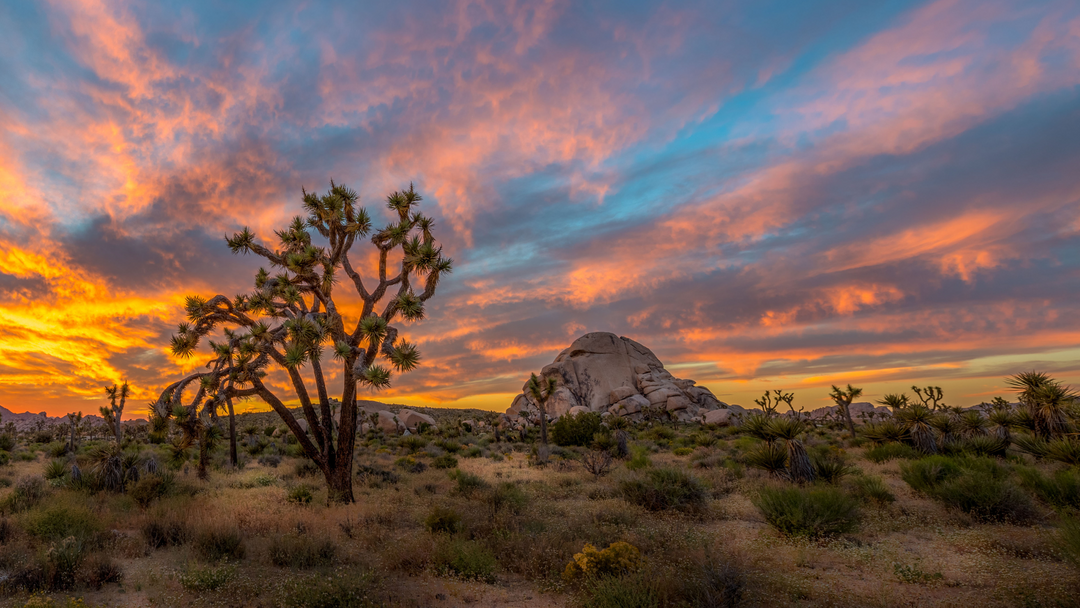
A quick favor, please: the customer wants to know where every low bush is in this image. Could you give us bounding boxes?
[192,526,245,562]
[813,455,855,484]
[902,456,1035,523]
[550,412,605,447]
[563,541,642,581]
[850,475,896,505]
[433,539,497,582]
[395,456,428,473]
[0,433,15,452]
[1056,516,1080,567]
[142,519,189,548]
[268,534,337,569]
[128,473,174,508]
[280,570,381,608]
[288,485,314,505]
[484,482,528,516]
[294,460,320,478]
[78,553,123,589]
[865,443,919,463]
[178,562,236,591]
[424,506,462,534]
[432,454,459,469]
[625,446,651,471]
[43,460,67,481]
[258,454,282,468]
[356,464,399,488]
[1017,466,1080,511]
[3,476,47,513]
[619,468,707,512]
[581,571,661,608]
[23,503,101,543]
[449,469,488,497]
[753,486,860,538]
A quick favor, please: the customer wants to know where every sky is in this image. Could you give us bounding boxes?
[0,0,1078,418]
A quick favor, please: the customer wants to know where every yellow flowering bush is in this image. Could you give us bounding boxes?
[562,541,642,581]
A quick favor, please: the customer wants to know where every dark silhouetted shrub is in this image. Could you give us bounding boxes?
[753,486,860,538]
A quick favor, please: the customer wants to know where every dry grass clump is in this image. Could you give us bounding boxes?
[753,485,861,539]
[618,468,707,512]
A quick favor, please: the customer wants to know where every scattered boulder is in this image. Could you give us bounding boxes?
[702,409,732,426]
[397,409,436,432]
[506,332,727,423]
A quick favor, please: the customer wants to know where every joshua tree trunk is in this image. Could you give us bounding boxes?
[539,404,549,446]
[226,396,238,468]
[787,439,815,483]
[198,431,210,480]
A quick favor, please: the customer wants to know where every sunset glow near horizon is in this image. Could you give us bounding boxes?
[1,0,1079,418]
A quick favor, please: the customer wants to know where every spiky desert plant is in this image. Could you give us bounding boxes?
[962,435,1009,458]
[65,411,82,453]
[861,420,908,445]
[829,384,863,438]
[741,413,775,442]
[1043,438,1080,466]
[896,406,937,454]
[101,382,129,445]
[877,393,910,413]
[1012,433,1049,459]
[987,409,1014,443]
[930,414,961,451]
[157,182,452,503]
[958,411,988,438]
[1008,372,1076,439]
[767,418,813,483]
[745,442,789,480]
[526,373,558,448]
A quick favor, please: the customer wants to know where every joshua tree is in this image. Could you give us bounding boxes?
[988,408,1014,443]
[959,410,988,438]
[768,417,814,483]
[526,373,558,447]
[66,411,82,453]
[754,389,794,418]
[911,386,944,410]
[157,182,452,503]
[1007,372,1075,439]
[877,393,909,413]
[101,382,129,445]
[829,384,863,438]
[897,405,937,454]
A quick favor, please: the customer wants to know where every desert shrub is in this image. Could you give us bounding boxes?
[850,475,896,505]
[4,476,47,513]
[563,541,642,581]
[865,442,919,463]
[1056,516,1080,567]
[433,539,497,582]
[142,519,189,548]
[813,456,854,484]
[672,447,693,456]
[43,460,67,481]
[0,434,15,452]
[583,449,615,479]
[625,446,651,471]
[619,468,707,512]
[179,562,236,591]
[280,570,381,608]
[448,469,487,497]
[294,460,320,478]
[78,553,123,589]
[900,456,962,493]
[753,486,860,538]
[128,473,174,508]
[551,412,605,447]
[269,534,337,569]
[962,436,1009,458]
[356,464,399,488]
[893,562,944,585]
[394,456,427,473]
[23,503,101,542]
[435,439,462,453]
[287,485,314,505]
[43,536,85,590]
[581,571,662,608]
[744,442,788,478]
[258,454,282,468]
[0,452,9,466]
[681,560,745,608]
[192,526,245,562]
[484,482,528,516]
[1017,466,1080,511]
[424,506,462,534]
[432,454,459,469]
[44,442,68,458]
[399,435,428,453]
[902,456,1035,523]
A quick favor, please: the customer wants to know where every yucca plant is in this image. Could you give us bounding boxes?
[1043,437,1080,466]
[44,459,68,481]
[962,435,1009,458]
[745,442,789,480]
[1008,372,1076,439]
[896,406,937,454]
[741,413,775,442]
[987,409,1014,443]
[876,393,909,413]
[861,420,907,445]
[958,411,988,438]
[1012,433,1049,459]
[930,414,961,451]
[768,418,813,483]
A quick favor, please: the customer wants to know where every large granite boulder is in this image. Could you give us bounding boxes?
[506,332,727,423]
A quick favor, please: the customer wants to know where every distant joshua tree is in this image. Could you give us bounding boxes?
[911,385,944,410]
[66,411,82,453]
[1007,371,1075,439]
[101,382,129,445]
[754,389,794,419]
[527,373,558,448]
[829,384,863,438]
[877,393,909,413]
[157,182,452,503]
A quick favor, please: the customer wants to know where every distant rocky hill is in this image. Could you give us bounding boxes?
[0,404,109,432]
[506,332,728,423]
